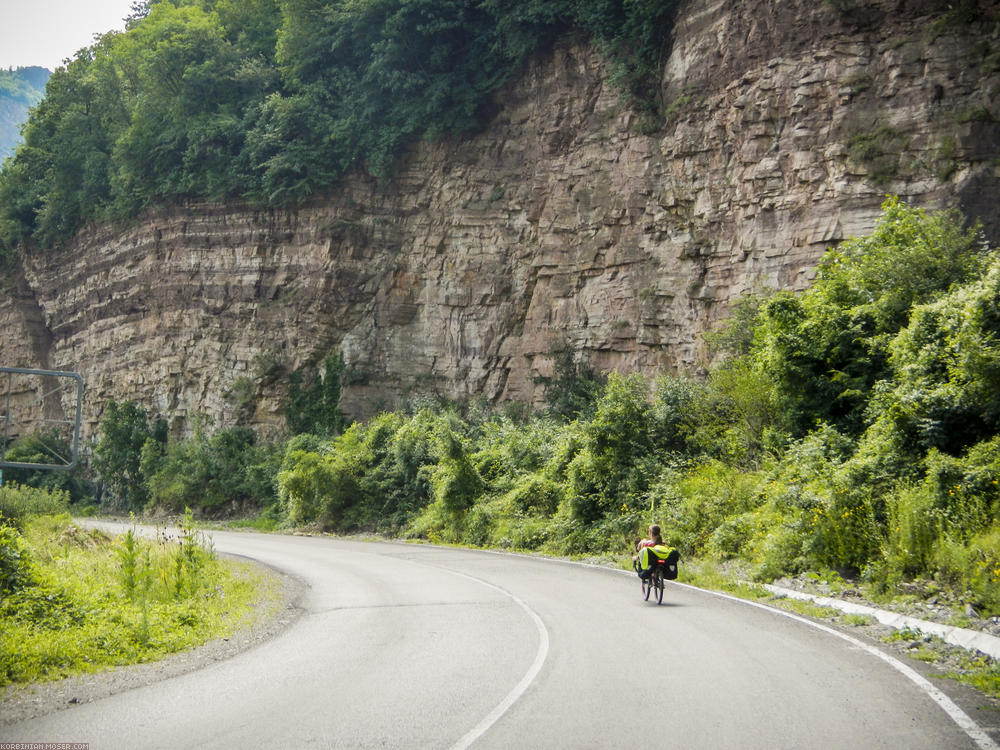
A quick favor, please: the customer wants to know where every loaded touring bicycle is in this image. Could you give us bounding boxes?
[634,545,679,604]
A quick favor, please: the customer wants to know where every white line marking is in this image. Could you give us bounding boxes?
[422,545,997,749]
[444,571,550,750]
[673,582,1000,750]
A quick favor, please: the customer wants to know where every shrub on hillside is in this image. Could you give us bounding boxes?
[0,485,68,529]
[0,524,33,594]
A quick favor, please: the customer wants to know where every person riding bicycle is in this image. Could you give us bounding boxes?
[632,524,678,580]
[633,524,663,579]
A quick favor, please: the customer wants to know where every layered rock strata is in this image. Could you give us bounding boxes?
[1,0,998,440]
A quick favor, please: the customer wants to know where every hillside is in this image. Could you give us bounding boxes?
[0,0,998,440]
[0,67,49,161]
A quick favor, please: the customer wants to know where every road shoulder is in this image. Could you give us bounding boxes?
[0,556,305,726]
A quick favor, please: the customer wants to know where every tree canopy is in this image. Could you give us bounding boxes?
[0,0,677,256]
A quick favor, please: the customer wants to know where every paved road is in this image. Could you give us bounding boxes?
[4,527,998,749]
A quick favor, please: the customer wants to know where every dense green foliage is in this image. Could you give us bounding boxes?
[267,199,1000,612]
[286,352,349,436]
[0,483,69,529]
[0,502,273,686]
[141,421,281,514]
[1,430,91,501]
[0,0,677,254]
[92,401,166,509]
[91,403,280,515]
[754,197,989,438]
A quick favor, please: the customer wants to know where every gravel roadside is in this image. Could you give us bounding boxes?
[765,574,1000,709]
[0,558,306,727]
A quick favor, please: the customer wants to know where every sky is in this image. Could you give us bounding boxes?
[0,0,136,71]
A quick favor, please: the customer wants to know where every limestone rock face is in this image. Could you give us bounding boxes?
[2,0,998,439]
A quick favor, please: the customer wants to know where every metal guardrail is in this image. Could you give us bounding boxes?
[0,366,84,470]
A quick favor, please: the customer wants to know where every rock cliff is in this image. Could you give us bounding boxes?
[2,0,998,440]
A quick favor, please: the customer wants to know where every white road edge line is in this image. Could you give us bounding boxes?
[671,581,1000,750]
[444,570,550,750]
[469,548,998,750]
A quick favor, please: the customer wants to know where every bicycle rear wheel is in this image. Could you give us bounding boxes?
[653,568,664,604]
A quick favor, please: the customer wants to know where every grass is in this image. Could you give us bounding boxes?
[224,514,282,532]
[0,513,279,687]
[678,559,770,600]
[883,626,923,643]
[773,598,843,620]
[842,613,877,627]
[0,484,69,527]
[910,647,942,663]
[940,655,1000,700]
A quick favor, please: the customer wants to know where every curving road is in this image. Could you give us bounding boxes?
[5,526,999,749]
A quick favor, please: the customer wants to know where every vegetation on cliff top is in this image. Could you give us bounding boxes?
[0,0,676,255]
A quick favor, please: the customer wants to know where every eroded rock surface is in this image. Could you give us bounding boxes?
[2,0,997,438]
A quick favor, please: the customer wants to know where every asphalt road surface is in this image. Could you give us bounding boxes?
[4,526,999,749]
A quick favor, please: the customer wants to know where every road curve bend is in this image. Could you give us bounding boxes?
[5,527,998,749]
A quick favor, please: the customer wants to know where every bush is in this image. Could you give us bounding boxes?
[934,527,1000,613]
[0,515,268,686]
[753,523,808,581]
[0,524,34,594]
[885,484,940,577]
[429,427,484,516]
[1,430,91,501]
[0,485,69,529]
[805,488,880,575]
[278,450,336,526]
[753,197,989,438]
[503,474,564,516]
[663,460,763,556]
[145,424,279,515]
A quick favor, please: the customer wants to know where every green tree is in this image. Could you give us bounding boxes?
[1,0,680,248]
[753,197,989,437]
[565,373,655,522]
[535,345,605,420]
[866,255,1000,459]
[277,432,365,528]
[111,2,247,209]
[144,418,276,514]
[285,352,350,437]
[92,400,158,509]
[0,40,124,248]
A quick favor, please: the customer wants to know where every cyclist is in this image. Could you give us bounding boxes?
[633,524,664,578]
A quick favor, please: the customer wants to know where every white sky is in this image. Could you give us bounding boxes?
[0,0,136,71]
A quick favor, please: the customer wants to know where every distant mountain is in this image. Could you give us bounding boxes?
[0,67,50,162]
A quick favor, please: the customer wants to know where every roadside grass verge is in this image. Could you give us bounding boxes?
[1,512,275,688]
[943,657,1000,700]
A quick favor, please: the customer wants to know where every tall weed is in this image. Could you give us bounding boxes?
[1,515,270,686]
